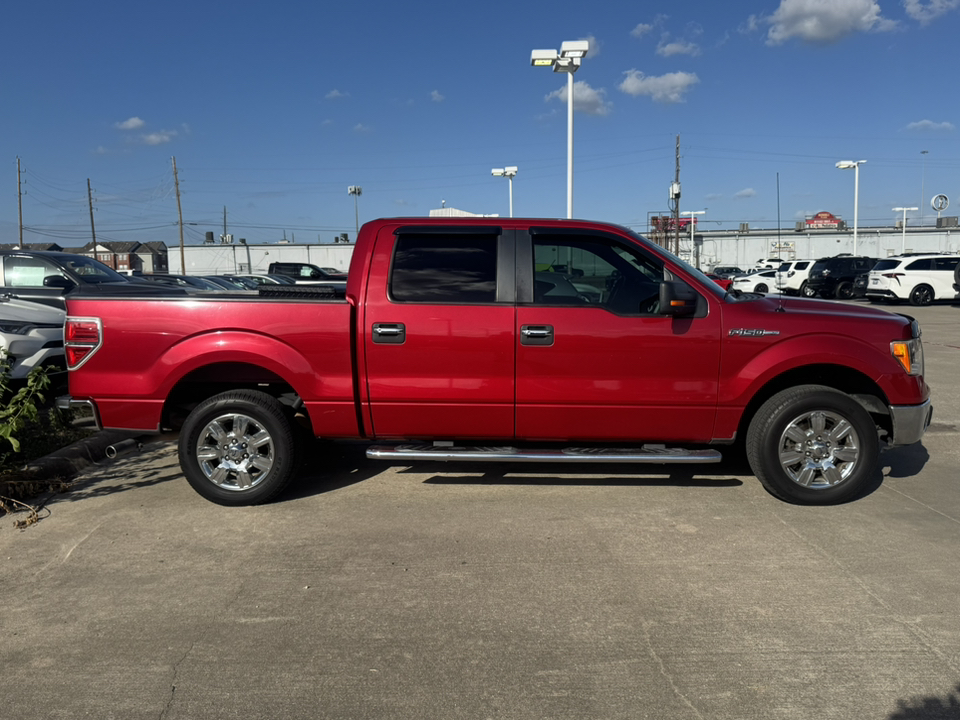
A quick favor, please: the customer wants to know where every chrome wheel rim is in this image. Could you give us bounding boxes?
[195,412,276,491]
[777,410,860,489]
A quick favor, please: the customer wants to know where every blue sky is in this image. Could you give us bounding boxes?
[3,0,959,246]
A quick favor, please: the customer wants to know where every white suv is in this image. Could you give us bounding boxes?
[776,260,814,295]
[866,254,960,306]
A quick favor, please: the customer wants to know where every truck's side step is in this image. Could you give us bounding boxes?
[366,444,721,464]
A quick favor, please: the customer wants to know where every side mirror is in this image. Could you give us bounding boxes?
[43,275,76,292]
[659,281,699,317]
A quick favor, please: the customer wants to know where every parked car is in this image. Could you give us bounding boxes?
[139,274,227,291]
[0,250,144,310]
[751,258,785,271]
[731,269,779,294]
[200,276,256,292]
[705,273,733,290]
[218,275,261,290]
[267,262,348,282]
[710,265,744,279]
[803,255,876,299]
[865,254,960,306]
[234,274,296,286]
[776,260,814,296]
[0,296,65,381]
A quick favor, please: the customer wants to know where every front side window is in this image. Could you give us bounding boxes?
[390,234,498,303]
[532,235,665,315]
[2,256,65,288]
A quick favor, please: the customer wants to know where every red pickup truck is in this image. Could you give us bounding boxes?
[62,217,932,506]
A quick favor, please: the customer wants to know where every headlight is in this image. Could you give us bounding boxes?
[0,322,35,334]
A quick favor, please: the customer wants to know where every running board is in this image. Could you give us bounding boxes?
[366,444,721,464]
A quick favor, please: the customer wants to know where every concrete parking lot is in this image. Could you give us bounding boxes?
[3,302,959,720]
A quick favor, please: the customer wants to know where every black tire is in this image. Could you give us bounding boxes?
[754,283,769,293]
[746,385,879,505]
[835,281,854,299]
[800,281,817,298]
[909,284,934,306]
[178,390,301,506]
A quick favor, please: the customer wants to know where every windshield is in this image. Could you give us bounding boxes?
[624,228,726,300]
[61,255,128,284]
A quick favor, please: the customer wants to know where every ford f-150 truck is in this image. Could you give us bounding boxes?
[61,217,932,506]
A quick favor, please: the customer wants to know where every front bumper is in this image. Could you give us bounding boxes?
[889,398,933,446]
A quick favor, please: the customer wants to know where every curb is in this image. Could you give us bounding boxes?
[23,430,141,480]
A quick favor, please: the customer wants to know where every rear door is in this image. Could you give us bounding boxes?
[514,228,722,443]
[933,256,960,298]
[362,226,517,440]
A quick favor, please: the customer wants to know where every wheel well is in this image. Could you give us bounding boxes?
[737,364,892,443]
[162,362,306,431]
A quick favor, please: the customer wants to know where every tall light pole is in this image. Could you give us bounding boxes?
[491,166,518,217]
[836,160,866,255]
[348,186,362,236]
[531,39,589,219]
[893,206,918,254]
[681,210,706,268]
[920,150,928,227]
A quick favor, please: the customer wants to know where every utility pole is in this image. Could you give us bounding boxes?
[670,135,682,255]
[223,206,228,239]
[87,178,97,245]
[172,156,185,273]
[17,157,23,247]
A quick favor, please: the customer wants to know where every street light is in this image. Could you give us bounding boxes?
[892,206,918,254]
[348,186,362,236]
[920,150,929,227]
[836,160,866,255]
[531,39,589,219]
[491,166,518,217]
[681,210,706,268]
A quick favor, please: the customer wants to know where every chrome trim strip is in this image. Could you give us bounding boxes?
[366,445,722,464]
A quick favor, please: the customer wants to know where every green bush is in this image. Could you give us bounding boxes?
[0,351,54,454]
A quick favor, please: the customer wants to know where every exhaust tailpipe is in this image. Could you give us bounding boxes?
[105,438,144,459]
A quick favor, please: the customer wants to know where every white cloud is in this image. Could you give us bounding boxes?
[325,89,348,100]
[905,119,956,132]
[766,0,897,45]
[631,23,653,38]
[903,0,960,24]
[353,123,372,133]
[142,130,176,145]
[619,70,699,103]
[582,34,601,58]
[431,90,445,102]
[735,188,757,199]
[657,39,701,56]
[115,117,145,130]
[545,80,613,116]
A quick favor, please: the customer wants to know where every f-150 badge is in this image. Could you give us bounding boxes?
[729,328,781,337]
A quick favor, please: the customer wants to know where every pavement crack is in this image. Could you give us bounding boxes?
[159,641,195,720]
[641,620,706,720]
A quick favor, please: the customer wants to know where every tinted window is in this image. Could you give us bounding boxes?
[934,257,960,271]
[906,258,934,271]
[390,234,497,303]
[873,259,901,272]
[795,261,809,270]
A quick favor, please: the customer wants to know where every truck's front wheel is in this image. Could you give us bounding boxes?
[179,390,301,506]
[746,385,878,504]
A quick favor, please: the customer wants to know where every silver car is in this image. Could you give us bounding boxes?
[0,296,65,380]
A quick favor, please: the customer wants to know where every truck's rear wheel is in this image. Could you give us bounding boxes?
[746,385,878,505]
[179,390,301,506]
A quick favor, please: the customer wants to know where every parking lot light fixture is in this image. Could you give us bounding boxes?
[491,166,518,217]
[836,160,866,255]
[531,39,589,219]
[893,206,918,254]
[348,186,362,235]
[682,210,706,268]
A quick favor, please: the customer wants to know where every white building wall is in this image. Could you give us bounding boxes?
[170,243,355,275]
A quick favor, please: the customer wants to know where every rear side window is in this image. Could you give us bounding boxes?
[934,257,960,271]
[873,259,901,272]
[390,234,498,303]
[795,261,809,270]
[905,258,934,271]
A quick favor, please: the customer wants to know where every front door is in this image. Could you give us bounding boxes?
[515,230,722,443]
